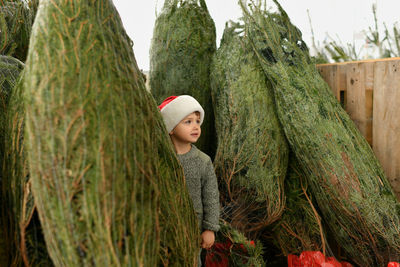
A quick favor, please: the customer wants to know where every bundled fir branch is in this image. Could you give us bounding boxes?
[24,0,198,265]
[150,0,217,157]
[270,158,324,256]
[1,73,52,266]
[0,0,35,61]
[241,1,400,265]
[208,221,265,266]
[211,22,288,238]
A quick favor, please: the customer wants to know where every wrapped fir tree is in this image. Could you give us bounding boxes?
[1,73,52,266]
[211,22,288,238]
[0,2,54,265]
[270,157,325,256]
[241,0,400,265]
[0,0,35,61]
[150,0,217,157]
[24,0,198,265]
[0,55,23,101]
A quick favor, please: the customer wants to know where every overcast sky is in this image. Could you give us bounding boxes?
[113,0,400,71]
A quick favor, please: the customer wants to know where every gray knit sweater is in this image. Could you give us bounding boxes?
[177,145,220,232]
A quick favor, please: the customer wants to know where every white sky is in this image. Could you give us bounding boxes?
[113,0,400,71]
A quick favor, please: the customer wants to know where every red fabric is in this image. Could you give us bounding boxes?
[287,251,353,267]
[388,263,400,267]
[205,241,231,267]
[325,257,343,267]
[205,252,229,267]
[158,95,178,110]
[300,251,326,265]
[288,254,302,267]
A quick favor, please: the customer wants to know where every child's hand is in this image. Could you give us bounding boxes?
[201,230,215,249]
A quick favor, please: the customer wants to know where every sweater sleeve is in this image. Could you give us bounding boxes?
[201,158,220,232]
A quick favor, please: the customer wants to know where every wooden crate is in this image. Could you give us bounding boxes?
[317,58,400,199]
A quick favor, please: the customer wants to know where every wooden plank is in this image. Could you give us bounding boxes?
[317,64,347,107]
[318,64,347,102]
[345,62,374,145]
[318,65,338,100]
[338,64,347,108]
[317,56,400,67]
[338,64,347,92]
[364,62,374,145]
[373,60,400,198]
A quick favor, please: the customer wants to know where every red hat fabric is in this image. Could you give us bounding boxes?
[158,95,205,133]
[158,96,178,110]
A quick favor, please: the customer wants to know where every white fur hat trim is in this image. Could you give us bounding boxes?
[159,95,204,133]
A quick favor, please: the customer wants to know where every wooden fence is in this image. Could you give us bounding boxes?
[317,58,400,198]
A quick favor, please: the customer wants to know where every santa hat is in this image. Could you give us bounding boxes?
[158,95,205,133]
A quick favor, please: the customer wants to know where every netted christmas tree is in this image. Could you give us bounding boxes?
[150,0,217,157]
[211,21,288,239]
[0,57,19,265]
[0,1,53,266]
[1,73,52,267]
[269,157,325,256]
[0,0,36,61]
[24,0,199,265]
[0,55,25,265]
[241,0,400,265]
[0,55,23,103]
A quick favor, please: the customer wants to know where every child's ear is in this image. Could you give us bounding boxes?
[169,130,174,135]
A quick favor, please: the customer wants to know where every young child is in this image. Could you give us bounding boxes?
[158,95,220,261]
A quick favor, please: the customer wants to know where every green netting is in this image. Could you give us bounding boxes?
[0,55,23,102]
[150,0,217,157]
[0,0,34,61]
[24,0,198,265]
[270,157,324,256]
[241,1,400,265]
[1,72,52,266]
[0,57,21,265]
[0,58,20,264]
[211,21,288,238]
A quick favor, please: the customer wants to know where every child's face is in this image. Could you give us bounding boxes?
[169,112,201,144]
